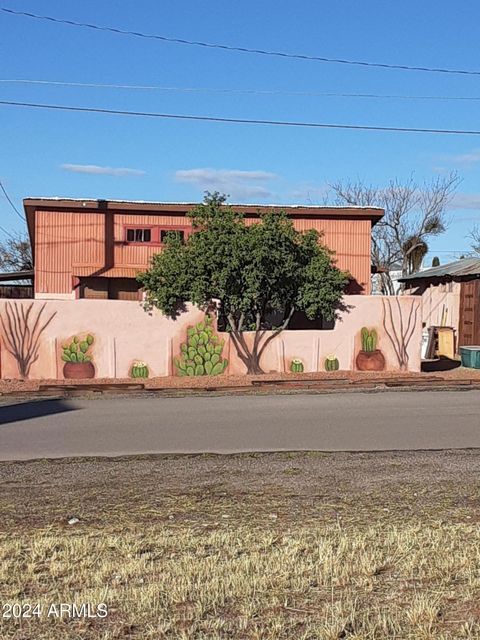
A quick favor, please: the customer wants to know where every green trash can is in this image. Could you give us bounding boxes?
[459,346,480,369]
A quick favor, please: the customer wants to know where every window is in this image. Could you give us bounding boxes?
[160,229,185,244]
[126,228,152,243]
[79,277,141,301]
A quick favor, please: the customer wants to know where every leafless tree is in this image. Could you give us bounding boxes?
[329,173,460,293]
[0,302,56,378]
[0,232,32,272]
[468,225,480,256]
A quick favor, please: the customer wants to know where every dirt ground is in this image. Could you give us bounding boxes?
[1,451,480,639]
[1,364,480,395]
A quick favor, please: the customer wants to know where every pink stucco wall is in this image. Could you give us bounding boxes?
[415,282,461,333]
[0,295,422,380]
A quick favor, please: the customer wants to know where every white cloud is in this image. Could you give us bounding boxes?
[289,182,329,204]
[61,164,146,177]
[449,193,480,210]
[174,168,278,200]
[437,149,480,168]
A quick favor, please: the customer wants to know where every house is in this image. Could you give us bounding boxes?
[23,198,384,300]
[399,257,480,349]
[371,262,404,295]
[0,198,425,380]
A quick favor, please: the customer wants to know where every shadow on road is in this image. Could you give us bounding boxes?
[0,399,78,425]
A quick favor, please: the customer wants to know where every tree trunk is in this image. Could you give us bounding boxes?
[227,308,294,374]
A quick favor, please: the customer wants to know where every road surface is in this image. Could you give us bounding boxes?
[0,390,479,460]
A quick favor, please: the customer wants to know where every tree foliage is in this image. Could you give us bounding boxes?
[138,194,348,374]
[330,173,460,293]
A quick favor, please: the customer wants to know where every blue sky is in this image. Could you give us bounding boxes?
[1,0,480,261]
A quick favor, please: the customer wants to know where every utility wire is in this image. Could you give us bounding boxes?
[2,6,480,77]
[2,99,480,136]
[4,78,480,102]
[0,180,24,221]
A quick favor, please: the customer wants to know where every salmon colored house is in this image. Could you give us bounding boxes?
[23,197,384,299]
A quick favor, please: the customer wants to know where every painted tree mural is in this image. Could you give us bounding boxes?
[0,302,57,378]
[381,298,419,371]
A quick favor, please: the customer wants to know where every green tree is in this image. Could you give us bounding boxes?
[138,194,348,374]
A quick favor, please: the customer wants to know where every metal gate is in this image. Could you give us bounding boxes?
[459,280,480,346]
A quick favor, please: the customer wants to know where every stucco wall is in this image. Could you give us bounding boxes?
[0,295,422,380]
[416,282,461,333]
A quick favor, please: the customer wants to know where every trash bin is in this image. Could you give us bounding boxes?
[459,346,480,369]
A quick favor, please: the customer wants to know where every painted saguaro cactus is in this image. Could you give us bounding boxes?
[175,315,228,376]
[356,327,385,371]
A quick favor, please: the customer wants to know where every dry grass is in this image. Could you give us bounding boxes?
[0,451,479,639]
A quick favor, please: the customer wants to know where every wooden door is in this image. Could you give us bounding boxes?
[459,280,480,346]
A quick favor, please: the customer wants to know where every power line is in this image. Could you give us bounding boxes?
[2,98,480,136]
[4,78,480,102]
[2,6,480,77]
[0,180,24,221]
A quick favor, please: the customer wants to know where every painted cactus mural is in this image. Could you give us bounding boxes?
[130,361,149,378]
[62,334,95,379]
[0,302,57,379]
[175,315,228,376]
[290,358,304,373]
[325,355,340,371]
[356,327,385,371]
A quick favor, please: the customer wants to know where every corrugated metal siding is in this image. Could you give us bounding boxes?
[292,218,371,293]
[35,210,372,295]
[114,214,189,269]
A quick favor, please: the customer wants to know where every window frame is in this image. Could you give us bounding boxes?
[124,225,154,245]
[123,224,191,246]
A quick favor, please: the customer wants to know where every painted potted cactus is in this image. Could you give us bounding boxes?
[175,315,228,376]
[325,355,340,371]
[290,358,304,373]
[130,361,149,378]
[356,327,385,371]
[61,334,95,379]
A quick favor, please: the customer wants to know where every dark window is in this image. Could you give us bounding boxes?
[126,228,151,243]
[160,229,185,244]
[79,277,140,301]
[79,277,109,300]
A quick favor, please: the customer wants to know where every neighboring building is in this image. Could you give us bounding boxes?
[372,262,404,295]
[399,257,480,348]
[0,270,34,298]
[24,198,384,300]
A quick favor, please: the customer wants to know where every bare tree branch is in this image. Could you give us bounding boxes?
[329,172,461,291]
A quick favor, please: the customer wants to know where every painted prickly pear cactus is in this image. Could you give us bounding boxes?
[360,327,378,353]
[324,355,340,371]
[290,358,304,373]
[61,333,96,379]
[130,361,149,378]
[61,333,94,364]
[175,315,228,376]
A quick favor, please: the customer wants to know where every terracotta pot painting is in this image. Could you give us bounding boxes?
[63,361,96,379]
[355,327,386,372]
[61,334,96,379]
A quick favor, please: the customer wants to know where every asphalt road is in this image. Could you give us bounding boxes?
[0,390,479,460]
